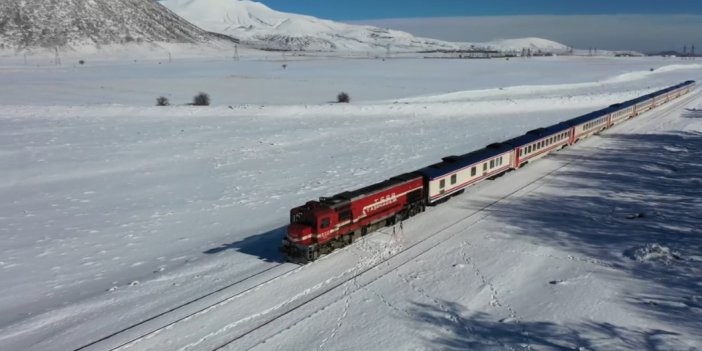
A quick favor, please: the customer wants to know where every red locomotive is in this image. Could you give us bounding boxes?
[282,173,425,262]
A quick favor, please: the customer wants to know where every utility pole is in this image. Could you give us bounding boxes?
[683,44,688,60]
[692,44,696,60]
[54,47,61,65]
[233,45,239,61]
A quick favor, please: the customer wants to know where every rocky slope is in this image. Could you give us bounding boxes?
[0,0,221,51]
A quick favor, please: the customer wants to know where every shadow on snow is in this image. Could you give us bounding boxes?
[203,225,287,263]
[466,131,702,345]
[682,108,702,118]
[407,301,691,351]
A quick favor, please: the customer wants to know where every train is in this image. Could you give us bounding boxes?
[281,80,696,263]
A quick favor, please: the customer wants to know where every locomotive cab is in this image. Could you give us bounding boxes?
[283,200,339,262]
[286,201,335,246]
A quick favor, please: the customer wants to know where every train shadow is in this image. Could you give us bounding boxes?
[407,301,687,350]
[203,226,287,263]
[682,108,702,118]
[491,131,702,336]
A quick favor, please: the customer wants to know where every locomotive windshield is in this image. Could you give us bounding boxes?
[291,212,314,226]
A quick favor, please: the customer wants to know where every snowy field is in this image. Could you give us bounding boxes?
[1,55,701,350]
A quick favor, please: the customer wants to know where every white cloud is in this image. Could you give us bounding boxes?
[350,15,702,53]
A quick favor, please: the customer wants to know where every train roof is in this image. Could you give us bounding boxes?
[415,143,513,179]
[563,108,611,127]
[319,172,422,208]
[565,80,695,126]
[502,122,571,148]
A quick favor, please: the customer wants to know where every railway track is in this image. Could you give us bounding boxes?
[211,161,575,350]
[74,263,300,351]
[77,151,568,351]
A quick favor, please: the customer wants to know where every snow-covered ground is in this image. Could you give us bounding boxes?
[0,55,701,350]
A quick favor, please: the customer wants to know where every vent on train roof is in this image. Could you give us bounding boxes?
[442,156,461,163]
[320,196,346,205]
[527,128,546,135]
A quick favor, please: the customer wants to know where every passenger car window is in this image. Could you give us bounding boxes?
[471,166,476,176]
[440,179,445,188]
[451,174,457,185]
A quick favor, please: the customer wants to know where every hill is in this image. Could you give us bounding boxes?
[0,0,223,52]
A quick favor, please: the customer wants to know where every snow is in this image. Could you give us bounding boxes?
[0,54,701,351]
[484,37,568,52]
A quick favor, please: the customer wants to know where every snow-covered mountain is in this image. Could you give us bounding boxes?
[485,37,569,53]
[160,0,466,52]
[0,0,226,52]
[160,0,574,54]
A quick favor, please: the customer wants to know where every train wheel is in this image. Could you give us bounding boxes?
[308,247,319,261]
[352,231,361,242]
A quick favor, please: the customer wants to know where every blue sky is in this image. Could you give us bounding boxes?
[253,1,701,52]
[259,0,702,20]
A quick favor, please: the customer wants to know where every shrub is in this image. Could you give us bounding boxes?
[156,96,170,106]
[193,92,210,106]
[337,92,350,103]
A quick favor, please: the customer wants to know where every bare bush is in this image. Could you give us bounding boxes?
[337,92,350,103]
[193,92,210,106]
[156,96,169,106]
